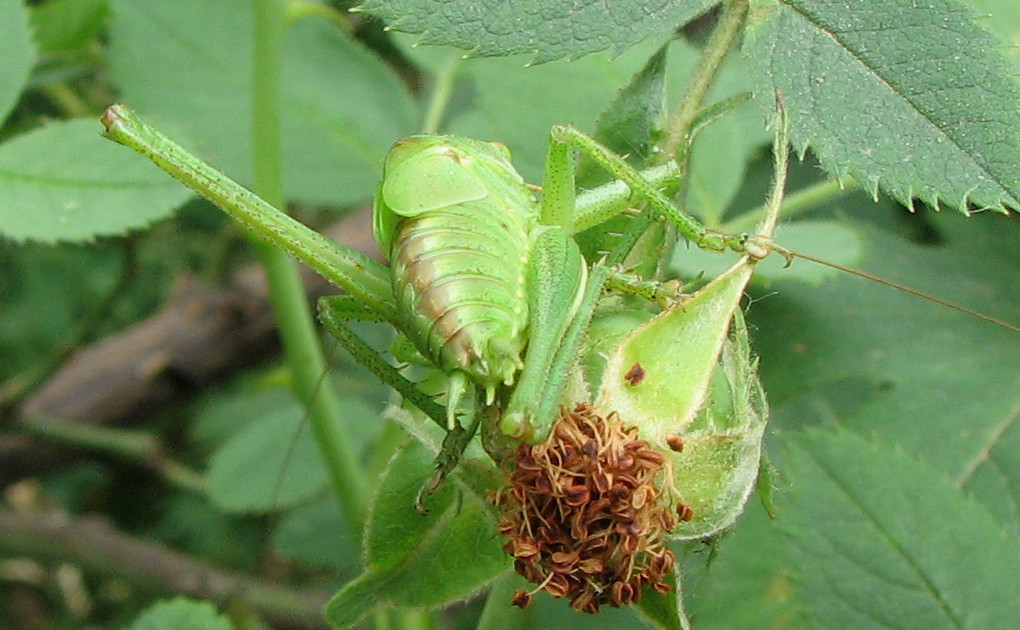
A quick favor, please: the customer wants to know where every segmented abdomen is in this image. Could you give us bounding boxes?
[390,201,531,389]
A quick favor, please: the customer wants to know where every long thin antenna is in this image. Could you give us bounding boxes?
[789,250,1020,334]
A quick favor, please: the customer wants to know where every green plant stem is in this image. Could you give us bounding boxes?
[16,416,206,494]
[420,53,461,134]
[659,0,749,164]
[756,92,790,240]
[722,179,855,232]
[251,0,368,533]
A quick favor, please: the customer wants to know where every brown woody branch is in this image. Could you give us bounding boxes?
[0,507,331,629]
[0,207,378,486]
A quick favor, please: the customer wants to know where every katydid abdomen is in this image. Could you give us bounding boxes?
[389,202,531,390]
[375,135,541,416]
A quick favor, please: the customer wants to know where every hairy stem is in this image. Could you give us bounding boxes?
[659,0,749,164]
[251,0,368,532]
[420,53,461,134]
[756,91,790,240]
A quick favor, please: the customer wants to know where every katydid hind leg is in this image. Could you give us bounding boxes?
[318,296,495,511]
[317,296,448,428]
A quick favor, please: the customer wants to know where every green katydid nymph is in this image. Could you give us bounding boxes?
[371,135,563,430]
[99,102,1018,614]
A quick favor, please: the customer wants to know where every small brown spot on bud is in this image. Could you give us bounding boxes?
[677,503,695,522]
[666,436,685,452]
[624,362,646,385]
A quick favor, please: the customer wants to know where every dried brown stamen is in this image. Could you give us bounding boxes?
[493,403,676,613]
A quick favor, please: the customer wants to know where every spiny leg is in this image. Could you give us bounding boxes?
[414,409,482,515]
[550,124,792,262]
[318,296,448,427]
[604,267,689,310]
[319,295,483,509]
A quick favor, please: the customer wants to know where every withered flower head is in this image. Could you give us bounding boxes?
[494,403,678,613]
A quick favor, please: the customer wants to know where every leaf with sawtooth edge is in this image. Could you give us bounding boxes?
[357,0,717,64]
[745,0,1020,213]
[0,119,193,243]
[960,0,1020,64]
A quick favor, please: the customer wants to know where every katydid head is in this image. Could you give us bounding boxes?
[375,135,528,243]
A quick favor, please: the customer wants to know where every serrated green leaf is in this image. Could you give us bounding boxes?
[745,0,1020,212]
[358,0,716,64]
[205,412,330,514]
[326,441,507,628]
[784,429,1020,630]
[0,119,193,242]
[0,0,34,127]
[108,0,416,207]
[126,598,233,630]
[29,0,107,53]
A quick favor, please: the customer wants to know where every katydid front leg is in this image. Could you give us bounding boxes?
[101,105,396,317]
[551,124,793,263]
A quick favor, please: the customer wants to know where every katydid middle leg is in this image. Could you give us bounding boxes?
[319,295,486,509]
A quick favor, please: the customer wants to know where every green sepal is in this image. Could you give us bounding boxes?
[667,311,768,539]
[597,259,753,438]
[597,259,769,538]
